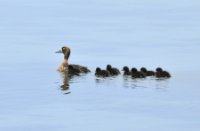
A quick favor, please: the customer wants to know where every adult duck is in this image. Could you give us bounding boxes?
[56,46,90,74]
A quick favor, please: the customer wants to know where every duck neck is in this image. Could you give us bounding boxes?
[64,49,70,60]
[64,55,69,60]
[62,59,68,67]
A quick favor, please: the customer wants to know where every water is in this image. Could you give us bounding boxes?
[0,0,200,130]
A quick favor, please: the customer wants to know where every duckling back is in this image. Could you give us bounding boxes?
[131,68,145,78]
[140,67,155,76]
[155,67,171,78]
[95,67,110,77]
[106,64,120,75]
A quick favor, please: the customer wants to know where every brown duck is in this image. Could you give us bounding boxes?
[56,46,90,74]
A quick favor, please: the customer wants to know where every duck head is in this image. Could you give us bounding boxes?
[156,67,163,72]
[56,46,71,60]
[106,64,112,71]
[131,68,138,73]
[95,67,101,73]
[140,67,147,73]
[122,66,129,72]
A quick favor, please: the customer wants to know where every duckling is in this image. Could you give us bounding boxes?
[122,66,131,75]
[155,67,163,78]
[131,68,145,78]
[162,70,171,78]
[140,67,155,76]
[155,67,171,78]
[95,67,110,77]
[56,46,90,73]
[106,64,120,75]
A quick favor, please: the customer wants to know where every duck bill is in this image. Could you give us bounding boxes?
[55,50,62,53]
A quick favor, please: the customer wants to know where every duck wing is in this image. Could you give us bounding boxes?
[69,64,91,73]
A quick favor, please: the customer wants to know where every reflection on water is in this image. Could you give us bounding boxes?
[93,74,170,91]
[58,70,171,94]
[123,76,148,89]
[155,78,170,90]
[59,71,71,94]
[0,0,200,130]
[59,71,91,94]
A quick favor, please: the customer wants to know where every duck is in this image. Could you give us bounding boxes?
[56,46,90,74]
[131,67,146,78]
[155,67,171,78]
[122,66,131,75]
[95,67,110,77]
[140,67,155,76]
[106,64,120,76]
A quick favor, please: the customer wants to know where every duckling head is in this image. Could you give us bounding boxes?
[95,67,101,73]
[106,64,112,71]
[140,67,147,73]
[122,66,129,72]
[156,67,163,72]
[131,68,138,73]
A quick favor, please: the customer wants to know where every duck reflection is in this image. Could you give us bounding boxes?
[59,69,89,94]
[56,46,91,94]
[59,71,71,94]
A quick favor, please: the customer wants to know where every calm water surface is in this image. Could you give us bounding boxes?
[0,0,200,131]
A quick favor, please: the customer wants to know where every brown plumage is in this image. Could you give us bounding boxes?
[95,67,110,77]
[106,64,120,76]
[57,46,90,74]
[140,67,155,76]
[131,68,146,78]
[122,66,131,75]
[155,67,171,78]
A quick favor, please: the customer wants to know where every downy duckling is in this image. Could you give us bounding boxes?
[95,67,110,77]
[155,67,171,78]
[122,66,131,75]
[106,64,120,76]
[140,67,155,76]
[131,68,146,78]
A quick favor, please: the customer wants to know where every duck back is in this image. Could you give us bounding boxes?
[69,64,91,73]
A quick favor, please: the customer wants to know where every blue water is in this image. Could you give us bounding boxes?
[0,0,200,131]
